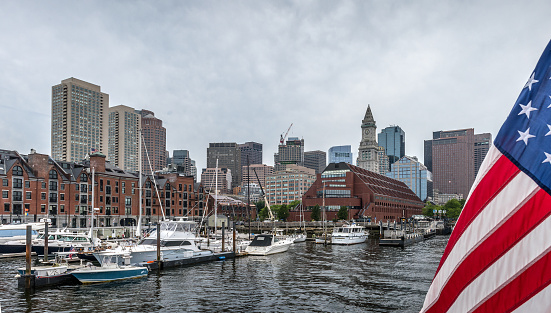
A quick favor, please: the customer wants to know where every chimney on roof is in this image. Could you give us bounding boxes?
[90,153,106,172]
[27,152,49,178]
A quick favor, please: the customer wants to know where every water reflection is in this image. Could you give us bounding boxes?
[0,237,447,312]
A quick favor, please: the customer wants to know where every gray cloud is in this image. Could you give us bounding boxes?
[1,0,549,172]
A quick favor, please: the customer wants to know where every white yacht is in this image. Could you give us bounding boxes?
[32,229,100,256]
[0,222,46,257]
[331,223,367,245]
[94,218,212,266]
[245,230,294,256]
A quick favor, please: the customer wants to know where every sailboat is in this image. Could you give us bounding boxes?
[245,169,294,255]
[315,183,330,244]
[292,203,306,243]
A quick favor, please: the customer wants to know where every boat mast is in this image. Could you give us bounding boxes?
[135,128,142,238]
[90,166,95,247]
[323,182,327,245]
[214,158,218,237]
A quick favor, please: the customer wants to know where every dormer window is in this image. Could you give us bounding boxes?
[12,166,23,176]
[49,169,58,180]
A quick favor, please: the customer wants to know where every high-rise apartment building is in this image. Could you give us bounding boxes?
[138,110,166,175]
[378,125,405,171]
[51,77,109,162]
[207,143,242,189]
[201,167,232,194]
[304,150,327,174]
[266,165,316,206]
[387,156,433,202]
[107,105,141,172]
[328,145,353,164]
[274,137,304,172]
[424,128,492,198]
[357,105,379,173]
[377,146,390,176]
[239,142,263,168]
[168,150,197,179]
[242,164,273,190]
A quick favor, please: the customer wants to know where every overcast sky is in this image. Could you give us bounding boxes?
[1,0,550,172]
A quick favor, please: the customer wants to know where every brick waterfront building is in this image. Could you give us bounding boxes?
[0,149,209,228]
[299,162,423,222]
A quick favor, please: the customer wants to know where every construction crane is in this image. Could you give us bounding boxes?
[279,123,293,145]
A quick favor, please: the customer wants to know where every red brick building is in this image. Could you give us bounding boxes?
[298,162,423,222]
[0,149,209,228]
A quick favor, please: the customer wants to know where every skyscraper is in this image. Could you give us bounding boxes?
[424,128,492,198]
[207,142,241,189]
[168,150,196,179]
[356,105,379,173]
[238,142,263,167]
[304,150,327,174]
[108,105,141,172]
[378,125,405,171]
[387,156,433,202]
[274,137,304,172]
[51,77,109,162]
[328,145,353,164]
[138,110,166,175]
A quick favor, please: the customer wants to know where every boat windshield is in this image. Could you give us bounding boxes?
[248,235,273,247]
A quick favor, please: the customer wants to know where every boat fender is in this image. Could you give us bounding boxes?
[146,260,155,264]
[218,256,226,260]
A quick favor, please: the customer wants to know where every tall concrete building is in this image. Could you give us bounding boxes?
[378,125,405,171]
[274,137,304,172]
[266,165,316,206]
[167,150,197,181]
[51,77,109,162]
[304,150,327,174]
[356,105,379,173]
[201,167,232,194]
[242,164,273,190]
[207,143,241,189]
[377,146,390,176]
[138,110,166,175]
[387,156,433,202]
[239,142,263,167]
[107,105,141,172]
[424,128,492,198]
[328,145,353,164]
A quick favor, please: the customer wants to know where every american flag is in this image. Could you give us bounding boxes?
[90,148,98,153]
[421,40,551,312]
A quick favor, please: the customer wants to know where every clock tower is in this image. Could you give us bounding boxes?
[357,105,379,173]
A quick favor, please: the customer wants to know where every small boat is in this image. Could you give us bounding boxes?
[32,229,100,256]
[245,232,294,256]
[0,222,46,257]
[331,223,367,245]
[15,252,82,287]
[292,234,306,243]
[71,253,148,284]
[314,234,331,244]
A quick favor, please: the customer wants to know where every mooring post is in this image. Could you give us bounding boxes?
[44,220,49,263]
[233,221,236,253]
[25,225,33,289]
[222,222,225,252]
[156,222,162,270]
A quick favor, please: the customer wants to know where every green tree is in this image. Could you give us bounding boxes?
[310,205,321,221]
[254,200,265,213]
[289,200,301,209]
[337,206,348,220]
[444,199,462,219]
[258,207,270,220]
[422,202,440,217]
[278,204,290,221]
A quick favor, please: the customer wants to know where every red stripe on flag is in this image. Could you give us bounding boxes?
[435,155,520,275]
[472,246,551,313]
[424,188,551,313]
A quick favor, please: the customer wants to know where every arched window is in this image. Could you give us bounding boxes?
[12,166,23,176]
[80,173,88,182]
[49,169,58,179]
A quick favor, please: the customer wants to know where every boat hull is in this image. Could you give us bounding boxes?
[331,235,367,245]
[245,241,292,256]
[71,266,148,284]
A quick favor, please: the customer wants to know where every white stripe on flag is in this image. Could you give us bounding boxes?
[464,146,501,205]
[421,171,539,311]
[512,283,551,313]
[449,214,551,312]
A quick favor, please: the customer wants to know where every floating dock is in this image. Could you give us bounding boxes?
[143,251,236,270]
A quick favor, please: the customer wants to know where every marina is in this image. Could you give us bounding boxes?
[0,237,448,312]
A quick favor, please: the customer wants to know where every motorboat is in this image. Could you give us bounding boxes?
[0,222,46,257]
[15,251,82,287]
[331,223,367,245]
[94,218,212,266]
[292,233,306,243]
[71,253,148,284]
[32,229,100,256]
[245,231,294,256]
[314,234,331,244]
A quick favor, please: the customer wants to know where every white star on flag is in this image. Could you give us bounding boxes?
[542,152,551,165]
[524,72,539,91]
[548,96,551,108]
[517,127,536,145]
[518,101,538,118]
[546,125,551,136]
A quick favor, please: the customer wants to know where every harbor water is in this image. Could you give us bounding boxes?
[0,237,447,312]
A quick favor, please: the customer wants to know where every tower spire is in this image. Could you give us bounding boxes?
[363,104,375,124]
